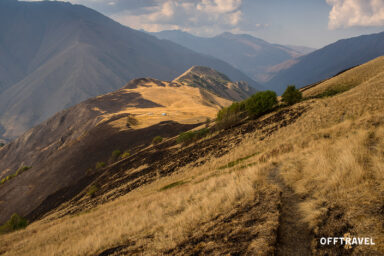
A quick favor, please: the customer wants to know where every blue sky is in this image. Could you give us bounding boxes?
[25,0,384,48]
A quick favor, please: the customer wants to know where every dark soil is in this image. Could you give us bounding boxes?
[163,190,280,256]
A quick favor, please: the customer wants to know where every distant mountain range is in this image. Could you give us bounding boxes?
[266,31,384,94]
[151,30,315,83]
[0,0,260,141]
[153,30,384,95]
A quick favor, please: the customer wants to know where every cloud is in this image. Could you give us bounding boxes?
[111,0,243,35]
[22,0,268,36]
[326,0,384,29]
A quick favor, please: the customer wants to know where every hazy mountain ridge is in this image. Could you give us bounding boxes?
[152,30,315,83]
[0,0,260,141]
[267,31,384,94]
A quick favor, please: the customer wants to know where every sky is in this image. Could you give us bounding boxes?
[24,0,384,48]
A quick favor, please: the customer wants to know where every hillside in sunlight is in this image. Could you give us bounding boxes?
[1,57,384,255]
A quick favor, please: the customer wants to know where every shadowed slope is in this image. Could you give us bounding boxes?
[267,31,384,94]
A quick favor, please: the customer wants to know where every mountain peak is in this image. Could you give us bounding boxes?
[174,66,255,101]
[216,32,265,42]
[175,66,232,82]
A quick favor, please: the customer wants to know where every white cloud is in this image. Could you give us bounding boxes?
[112,0,243,35]
[326,0,384,29]
[22,0,268,36]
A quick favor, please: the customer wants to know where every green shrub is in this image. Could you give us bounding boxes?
[215,90,278,130]
[95,162,106,169]
[0,213,28,234]
[245,91,278,118]
[216,101,246,129]
[218,152,260,170]
[309,87,350,99]
[152,136,163,145]
[282,85,302,105]
[87,184,99,198]
[120,151,131,159]
[15,166,31,176]
[0,143,4,147]
[177,128,209,145]
[217,102,246,121]
[160,181,186,191]
[0,166,31,186]
[111,150,122,161]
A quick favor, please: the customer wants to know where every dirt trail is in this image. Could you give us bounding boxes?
[269,167,312,256]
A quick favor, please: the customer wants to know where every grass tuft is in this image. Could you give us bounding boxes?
[218,152,260,170]
[159,181,187,191]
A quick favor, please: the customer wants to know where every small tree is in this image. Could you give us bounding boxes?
[216,101,246,129]
[245,91,278,118]
[282,85,302,105]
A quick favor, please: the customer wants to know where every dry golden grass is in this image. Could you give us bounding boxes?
[279,123,384,252]
[0,161,279,255]
[303,56,384,98]
[1,57,384,255]
[99,82,231,130]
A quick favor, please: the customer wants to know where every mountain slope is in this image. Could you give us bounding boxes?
[152,30,315,82]
[0,65,256,224]
[173,66,256,101]
[0,0,260,140]
[267,31,384,94]
[1,57,384,255]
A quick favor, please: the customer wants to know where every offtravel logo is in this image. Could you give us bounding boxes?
[320,233,375,249]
